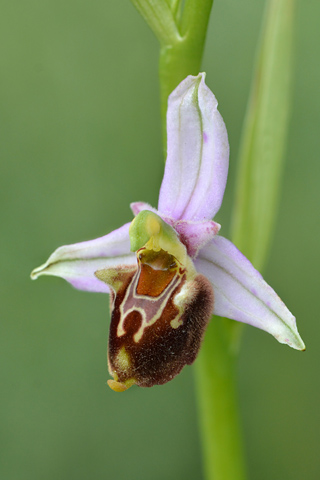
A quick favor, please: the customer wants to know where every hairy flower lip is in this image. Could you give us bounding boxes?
[31,72,305,379]
[96,244,215,388]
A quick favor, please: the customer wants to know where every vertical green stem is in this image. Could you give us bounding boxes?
[159,42,201,149]
[195,319,246,480]
[159,0,214,152]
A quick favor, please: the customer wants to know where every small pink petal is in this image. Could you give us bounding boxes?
[130,202,158,216]
[174,219,220,258]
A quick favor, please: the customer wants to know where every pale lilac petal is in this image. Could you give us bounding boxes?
[195,236,305,350]
[158,73,229,222]
[174,219,220,258]
[31,223,136,293]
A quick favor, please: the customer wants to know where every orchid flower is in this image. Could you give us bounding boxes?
[31,73,305,392]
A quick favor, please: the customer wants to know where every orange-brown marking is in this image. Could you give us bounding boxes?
[136,264,175,297]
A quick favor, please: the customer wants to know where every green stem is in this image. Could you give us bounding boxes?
[159,0,214,152]
[231,0,294,270]
[195,319,247,480]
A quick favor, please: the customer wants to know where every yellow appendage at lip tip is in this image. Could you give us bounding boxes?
[107,379,136,392]
[107,379,129,392]
[107,368,136,392]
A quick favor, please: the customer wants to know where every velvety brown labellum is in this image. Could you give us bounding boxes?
[99,248,214,389]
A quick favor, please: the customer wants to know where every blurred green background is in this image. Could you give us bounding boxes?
[1,1,319,479]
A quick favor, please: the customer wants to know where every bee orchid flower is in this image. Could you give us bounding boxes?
[31,73,305,392]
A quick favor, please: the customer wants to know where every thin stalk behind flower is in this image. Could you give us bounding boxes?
[231,0,294,270]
